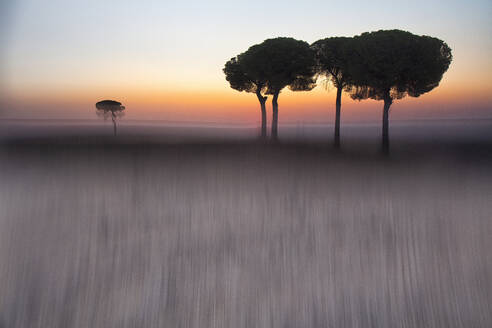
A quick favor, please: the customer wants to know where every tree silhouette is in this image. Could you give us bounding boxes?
[224,38,316,141]
[349,30,452,154]
[224,56,268,139]
[95,100,126,136]
[312,37,356,148]
[249,38,316,141]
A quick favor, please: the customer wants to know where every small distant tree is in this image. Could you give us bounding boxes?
[311,37,356,148]
[95,100,126,136]
[349,30,452,154]
[224,56,268,139]
[247,38,316,141]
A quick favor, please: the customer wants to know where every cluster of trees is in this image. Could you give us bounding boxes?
[224,29,452,153]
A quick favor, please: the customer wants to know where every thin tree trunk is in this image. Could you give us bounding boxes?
[271,91,279,141]
[382,95,392,155]
[334,86,342,148]
[112,114,117,136]
[256,91,267,140]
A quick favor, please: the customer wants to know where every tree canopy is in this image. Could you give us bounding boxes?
[95,100,126,118]
[348,30,452,101]
[311,37,356,90]
[242,37,316,95]
[225,37,317,95]
[223,57,267,94]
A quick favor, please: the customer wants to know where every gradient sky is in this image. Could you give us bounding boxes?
[1,0,491,123]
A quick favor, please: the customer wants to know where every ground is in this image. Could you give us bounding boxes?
[0,141,491,327]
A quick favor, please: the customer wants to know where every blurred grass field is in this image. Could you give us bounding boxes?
[0,142,491,327]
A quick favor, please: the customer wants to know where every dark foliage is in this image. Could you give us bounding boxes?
[348,29,452,101]
[311,37,355,90]
[223,57,266,94]
[243,37,316,95]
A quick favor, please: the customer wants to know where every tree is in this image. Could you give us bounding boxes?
[247,38,316,141]
[224,56,268,139]
[95,100,126,136]
[311,37,356,148]
[224,38,316,141]
[349,30,452,154]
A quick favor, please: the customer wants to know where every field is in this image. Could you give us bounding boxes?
[0,127,491,327]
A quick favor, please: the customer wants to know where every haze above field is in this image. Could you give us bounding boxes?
[0,0,491,122]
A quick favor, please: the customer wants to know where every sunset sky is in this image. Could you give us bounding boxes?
[0,0,491,123]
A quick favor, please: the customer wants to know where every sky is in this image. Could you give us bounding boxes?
[0,0,491,123]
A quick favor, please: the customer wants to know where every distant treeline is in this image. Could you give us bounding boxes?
[223,29,452,153]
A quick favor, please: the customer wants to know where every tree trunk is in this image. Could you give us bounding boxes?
[334,86,342,148]
[382,95,392,155]
[271,91,279,141]
[256,91,267,140]
[112,115,117,136]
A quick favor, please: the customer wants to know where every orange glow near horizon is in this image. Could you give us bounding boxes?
[2,0,491,123]
[2,76,491,122]
[1,42,492,122]
[2,31,491,122]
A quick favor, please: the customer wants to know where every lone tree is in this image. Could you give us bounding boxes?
[249,38,316,141]
[349,30,452,154]
[311,37,356,148]
[95,100,126,136]
[224,56,268,139]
